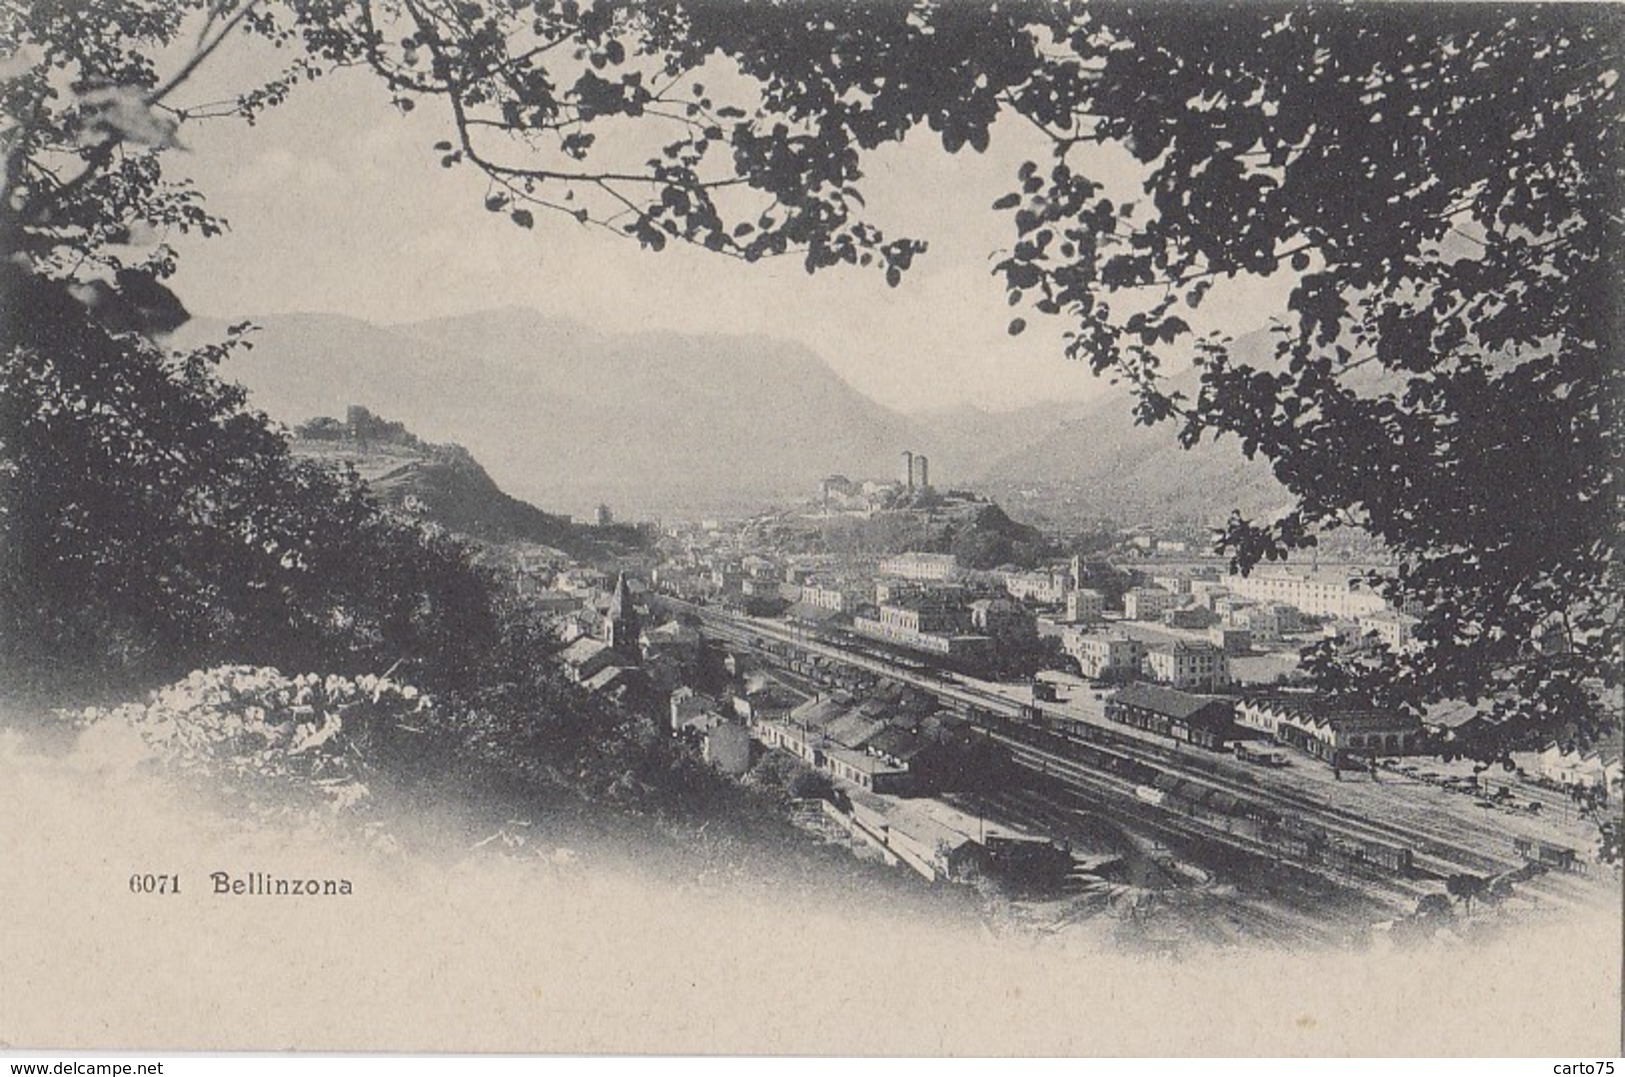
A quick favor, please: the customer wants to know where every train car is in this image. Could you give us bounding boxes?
[1235,798,1282,826]
[1226,814,1265,842]
[1274,833,1321,862]
[1364,841,1414,874]
[1115,756,1160,786]
[1235,742,1290,767]
[1514,837,1581,873]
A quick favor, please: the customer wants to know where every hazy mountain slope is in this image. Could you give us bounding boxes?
[905,399,1091,483]
[399,309,924,502]
[187,308,1285,523]
[972,333,1291,525]
[195,310,923,516]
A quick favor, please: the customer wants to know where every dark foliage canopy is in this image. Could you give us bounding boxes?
[0,261,498,689]
[0,2,500,691]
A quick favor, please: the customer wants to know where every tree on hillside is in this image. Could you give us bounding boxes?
[0,263,497,689]
[2,2,1619,757]
[0,3,497,690]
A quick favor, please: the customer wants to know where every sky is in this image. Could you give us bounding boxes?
[162,30,1283,415]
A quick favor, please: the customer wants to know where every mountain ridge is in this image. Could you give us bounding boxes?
[183,308,1288,524]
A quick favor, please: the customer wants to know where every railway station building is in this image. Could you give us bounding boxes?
[1106,683,1239,751]
[1237,692,1426,764]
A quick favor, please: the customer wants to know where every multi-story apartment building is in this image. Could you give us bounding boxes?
[1002,569,1069,605]
[878,552,960,582]
[1124,586,1178,622]
[853,593,988,658]
[1064,588,1105,623]
[1062,631,1148,680]
[1223,601,1303,640]
[1358,610,1421,652]
[1224,568,1390,619]
[1151,574,1193,595]
[1143,641,1233,691]
[799,583,850,612]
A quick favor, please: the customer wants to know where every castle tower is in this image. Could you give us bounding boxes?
[603,571,642,660]
[902,450,914,491]
[916,454,929,491]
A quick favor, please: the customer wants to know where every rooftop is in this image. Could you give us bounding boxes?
[1112,682,1234,722]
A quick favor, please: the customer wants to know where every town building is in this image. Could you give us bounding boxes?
[876,591,961,635]
[1162,605,1217,630]
[798,583,848,612]
[842,793,986,882]
[1224,568,1390,619]
[875,580,964,605]
[730,687,794,725]
[1538,743,1624,797]
[1064,588,1105,623]
[755,697,842,769]
[878,552,960,582]
[669,686,720,735]
[1358,610,1421,652]
[1061,631,1148,681]
[559,636,618,684]
[1002,569,1069,605]
[1236,693,1425,763]
[1106,683,1238,750]
[529,590,582,614]
[969,598,1037,639]
[1124,586,1178,622]
[753,696,976,795]
[641,619,700,660]
[1223,601,1302,640]
[852,593,991,658]
[1143,640,1233,690]
[798,577,872,613]
[579,664,642,698]
[823,746,911,793]
[1207,625,1253,655]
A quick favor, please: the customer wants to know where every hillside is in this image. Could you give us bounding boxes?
[906,399,1093,481]
[966,334,1291,528]
[290,408,643,558]
[975,404,1289,528]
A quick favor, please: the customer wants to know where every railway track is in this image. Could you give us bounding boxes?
[991,729,1432,907]
[670,600,1569,893]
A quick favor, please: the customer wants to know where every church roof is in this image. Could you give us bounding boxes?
[607,572,635,619]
